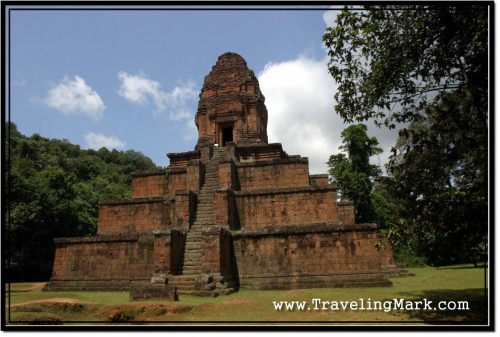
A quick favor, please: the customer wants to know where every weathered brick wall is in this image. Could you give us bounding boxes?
[236,159,310,190]
[187,159,204,193]
[201,227,233,277]
[128,234,156,280]
[98,198,170,234]
[310,174,329,187]
[218,161,237,190]
[167,151,200,169]
[219,228,233,277]
[214,189,238,229]
[234,187,339,228]
[152,230,186,274]
[48,234,155,289]
[131,170,167,199]
[174,190,197,230]
[46,231,185,291]
[231,224,391,289]
[235,143,285,162]
[338,201,356,225]
[201,227,221,274]
[169,231,187,273]
[166,169,188,195]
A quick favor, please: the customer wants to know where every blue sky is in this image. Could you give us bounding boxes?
[6,5,400,174]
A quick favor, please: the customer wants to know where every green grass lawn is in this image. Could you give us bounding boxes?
[4,265,488,326]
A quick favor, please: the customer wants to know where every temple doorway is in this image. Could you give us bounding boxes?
[221,126,233,146]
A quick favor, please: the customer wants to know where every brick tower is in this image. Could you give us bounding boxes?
[45,53,395,296]
[195,52,268,148]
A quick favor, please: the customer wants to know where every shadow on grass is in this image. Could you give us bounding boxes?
[437,264,488,270]
[399,288,487,324]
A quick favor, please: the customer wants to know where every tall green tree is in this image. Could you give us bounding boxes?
[323,5,488,266]
[5,123,160,281]
[386,91,487,266]
[328,124,382,223]
[322,5,488,129]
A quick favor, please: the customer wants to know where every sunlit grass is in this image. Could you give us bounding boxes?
[4,265,488,325]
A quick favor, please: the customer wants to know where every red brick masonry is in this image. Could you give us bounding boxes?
[45,52,393,292]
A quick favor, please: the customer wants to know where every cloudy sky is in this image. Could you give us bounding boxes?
[7,5,401,174]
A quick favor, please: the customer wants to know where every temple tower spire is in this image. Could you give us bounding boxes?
[195,52,268,149]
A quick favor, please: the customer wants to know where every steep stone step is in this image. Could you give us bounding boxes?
[183,251,202,257]
[196,209,214,214]
[185,239,202,245]
[186,233,202,239]
[198,199,214,203]
[194,219,212,223]
[183,250,202,255]
[184,248,201,254]
[196,214,214,218]
[184,246,201,252]
[177,288,235,297]
[169,272,236,297]
[178,146,226,276]
[182,254,202,260]
[195,214,214,218]
[195,210,213,215]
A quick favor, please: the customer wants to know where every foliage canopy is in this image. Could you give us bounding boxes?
[323,5,488,129]
[5,123,160,281]
[324,5,489,266]
[328,124,382,223]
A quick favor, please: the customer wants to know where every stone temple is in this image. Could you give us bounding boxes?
[45,52,397,297]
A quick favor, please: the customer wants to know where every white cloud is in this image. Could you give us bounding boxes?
[258,56,343,174]
[258,55,400,175]
[117,71,197,121]
[322,9,338,28]
[117,71,166,111]
[182,119,198,141]
[84,132,126,150]
[44,75,105,120]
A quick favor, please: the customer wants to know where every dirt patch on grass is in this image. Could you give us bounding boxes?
[8,298,95,308]
[220,298,256,305]
[20,283,46,291]
[6,283,47,292]
[103,304,193,322]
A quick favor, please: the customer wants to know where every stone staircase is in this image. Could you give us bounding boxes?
[170,147,236,296]
[167,274,235,297]
[176,147,226,276]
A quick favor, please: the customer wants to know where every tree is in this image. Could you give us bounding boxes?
[5,124,160,281]
[328,124,382,223]
[322,5,488,129]
[386,91,487,266]
[323,5,489,266]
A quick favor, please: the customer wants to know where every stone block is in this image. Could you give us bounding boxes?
[130,284,178,301]
[150,273,168,285]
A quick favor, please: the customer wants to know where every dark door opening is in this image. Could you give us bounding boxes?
[221,126,233,146]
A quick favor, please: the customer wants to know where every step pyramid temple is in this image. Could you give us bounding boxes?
[45,52,396,297]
